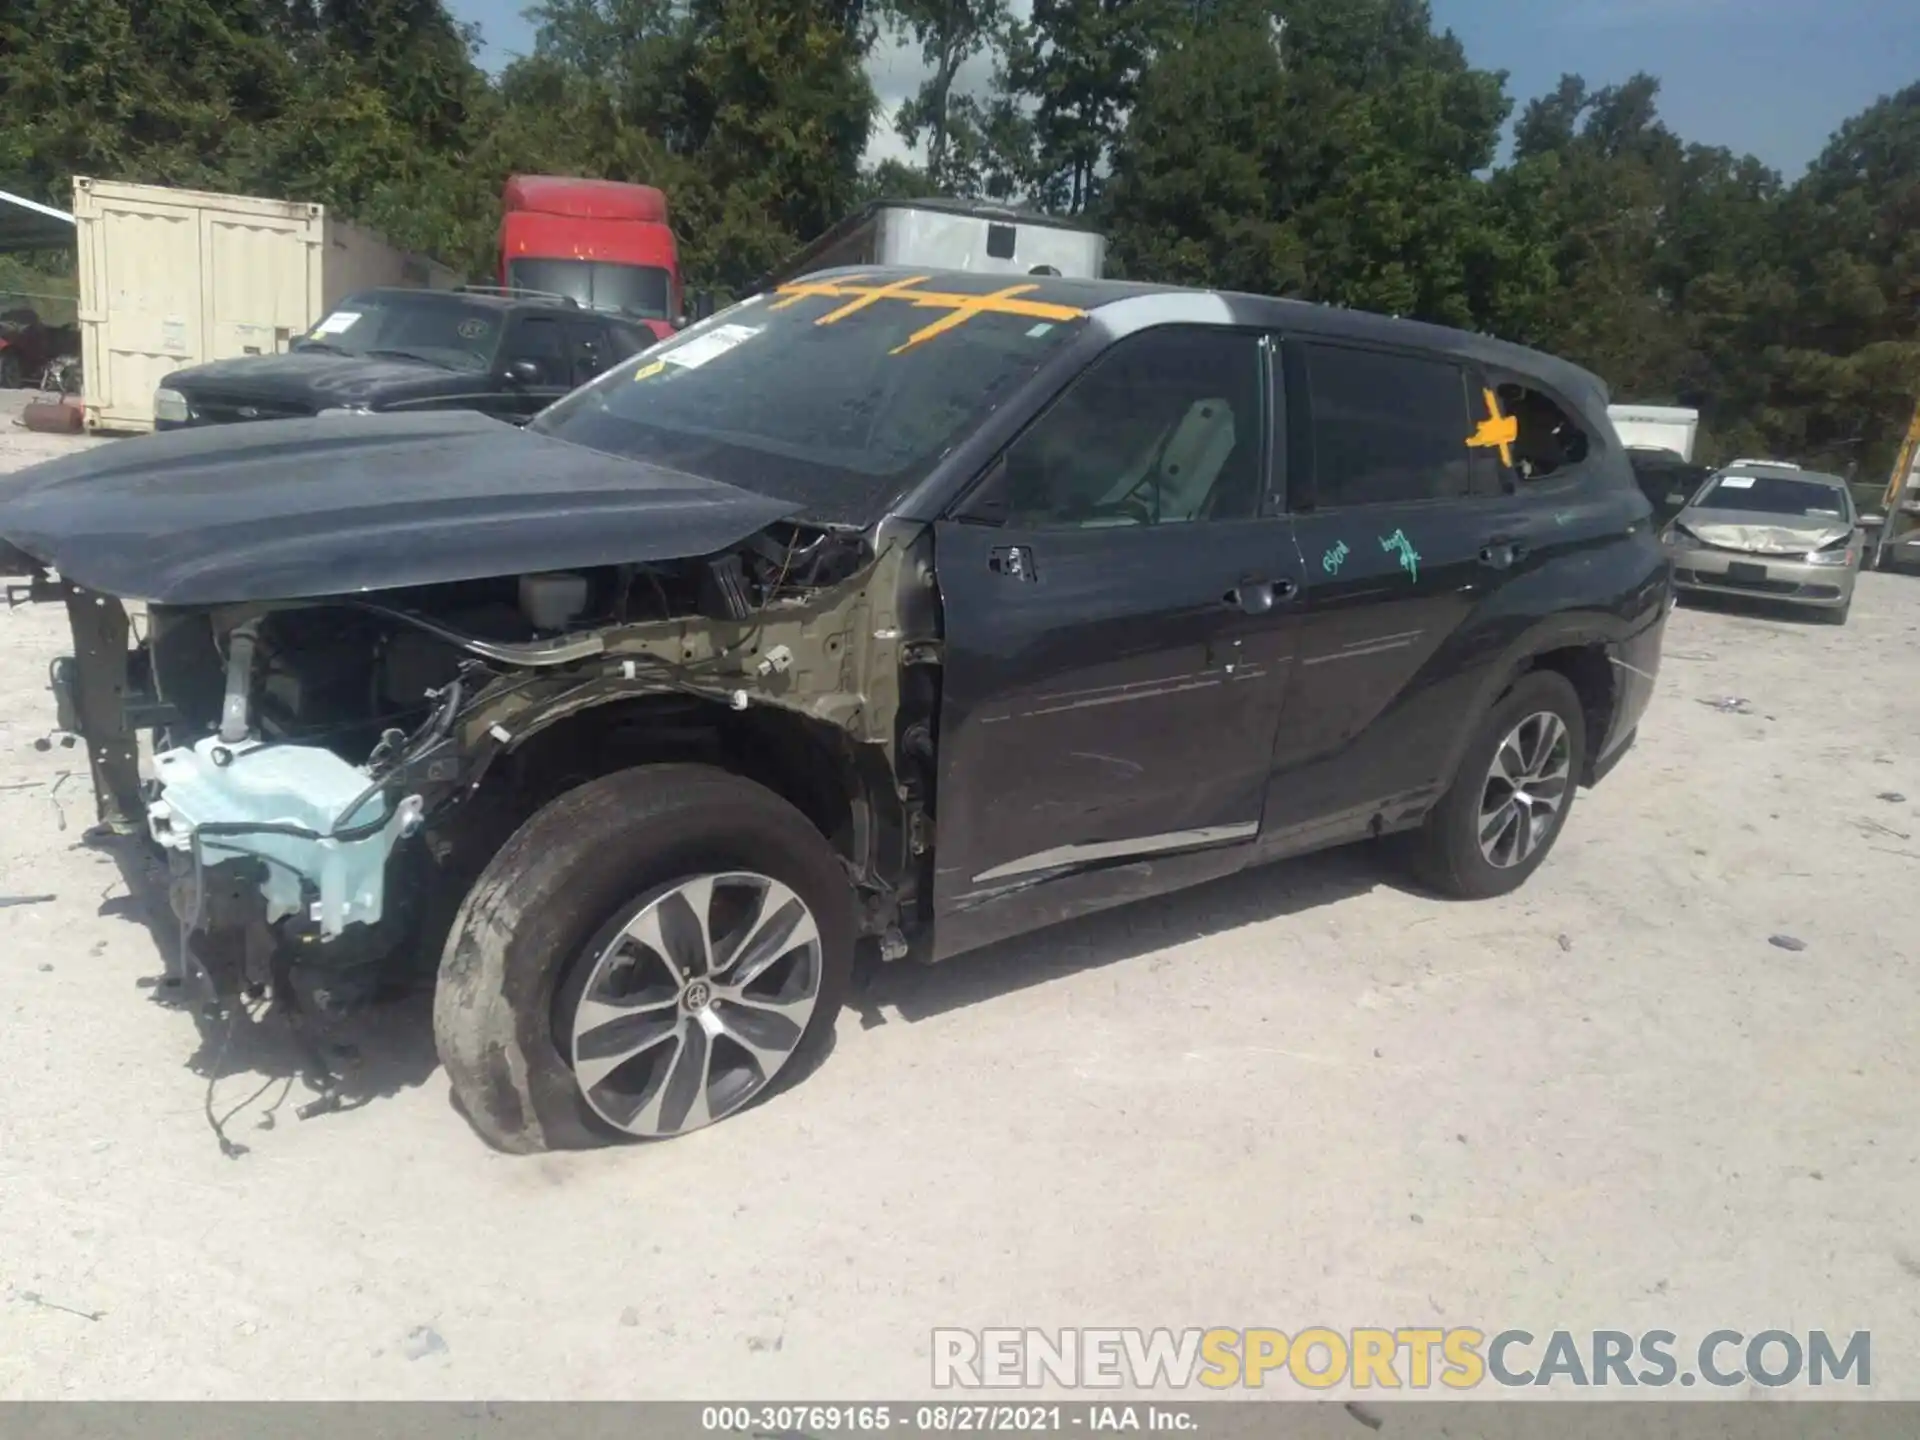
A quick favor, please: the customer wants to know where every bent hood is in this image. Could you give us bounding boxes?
[0,410,801,605]
[1683,508,1851,556]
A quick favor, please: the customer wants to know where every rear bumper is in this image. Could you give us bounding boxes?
[1672,548,1855,607]
[1591,608,1664,784]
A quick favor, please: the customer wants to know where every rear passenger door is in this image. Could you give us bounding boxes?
[1259,337,1522,849]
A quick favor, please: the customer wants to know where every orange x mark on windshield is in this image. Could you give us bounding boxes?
[1468,387,1518,468]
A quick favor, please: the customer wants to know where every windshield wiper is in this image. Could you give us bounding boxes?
[366,348,453,369]
[293,340,349,355]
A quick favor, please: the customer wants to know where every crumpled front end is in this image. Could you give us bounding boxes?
[148,738,424,937]
[4,505,928,1025]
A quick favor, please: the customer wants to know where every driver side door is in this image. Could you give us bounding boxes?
[931,326,1307,958]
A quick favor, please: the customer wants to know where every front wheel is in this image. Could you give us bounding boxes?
[1403,670,1587,900]
[433,763,855,1152]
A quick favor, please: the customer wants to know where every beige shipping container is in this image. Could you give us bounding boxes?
[73,177,460,432]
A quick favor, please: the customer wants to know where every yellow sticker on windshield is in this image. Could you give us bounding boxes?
[632,359,668,382]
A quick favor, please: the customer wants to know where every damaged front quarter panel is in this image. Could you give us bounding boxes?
[453,520,923,769]
[114,516,929,1016]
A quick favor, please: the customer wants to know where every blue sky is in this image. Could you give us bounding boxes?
[448,0,1918,177]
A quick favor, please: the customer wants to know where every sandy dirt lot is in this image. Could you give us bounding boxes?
[0,394,1915,1401]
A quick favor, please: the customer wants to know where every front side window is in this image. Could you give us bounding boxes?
[502,315,571,386]
[997,328,1266,529]
[533,274,1089,523]
[1304,343,1473,507]
[508,258,672,320]
[294,293,505,372]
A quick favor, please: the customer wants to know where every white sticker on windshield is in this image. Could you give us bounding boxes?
[1027,323,1054,338]
[312,310,362,336]
[661,322,760,370]
[1718,476,1756,489]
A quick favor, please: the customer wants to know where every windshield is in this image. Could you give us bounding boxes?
[531,274,1091,522]
[509,259,672,320]
[1698,473,1851,520]
[292,294,504,372]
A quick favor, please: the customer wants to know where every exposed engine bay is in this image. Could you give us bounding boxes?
[42,516,936,1048]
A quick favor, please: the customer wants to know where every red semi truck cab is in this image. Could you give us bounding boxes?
[499,175,683,341]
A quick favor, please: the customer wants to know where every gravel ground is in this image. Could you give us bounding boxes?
[0,393,1916,1400]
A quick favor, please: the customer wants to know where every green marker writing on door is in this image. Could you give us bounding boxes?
[1380,529,1420,583]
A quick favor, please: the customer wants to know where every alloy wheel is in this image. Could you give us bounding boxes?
[1478,711,1573,869]
[567,872,823,1139]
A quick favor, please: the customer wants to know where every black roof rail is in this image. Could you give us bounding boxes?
[452,283,581,307]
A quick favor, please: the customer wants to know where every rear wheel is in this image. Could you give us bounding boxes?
[1404,670,1587,900]
[433,763,855,1152]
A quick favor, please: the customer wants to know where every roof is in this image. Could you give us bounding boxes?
[0,186,76,252]
[782,266,1611,410]
[350,285,580,312]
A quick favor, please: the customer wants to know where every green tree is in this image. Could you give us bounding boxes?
[999,0,1183,214]
[676,0,877,288]
[1763,83,1920,477]
[881,0,1008,192]
[1106,0,1516,327]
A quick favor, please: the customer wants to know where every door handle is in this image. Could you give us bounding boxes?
[1223,578,1297,615]
[988,544,1036,581]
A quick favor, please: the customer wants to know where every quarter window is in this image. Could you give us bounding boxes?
[1000,328,1266,529]
[1495,381,1591,482]
[1304,344,1473,507]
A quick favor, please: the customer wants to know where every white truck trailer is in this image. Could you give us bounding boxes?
[760,198,1107,291]
[73,178,460,432]
[1607,404,1700,462]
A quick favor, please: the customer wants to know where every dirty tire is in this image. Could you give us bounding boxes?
[433,763,855,1153]
[1402,669,1587,901]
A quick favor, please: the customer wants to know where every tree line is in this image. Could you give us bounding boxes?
[1,0,1915,478]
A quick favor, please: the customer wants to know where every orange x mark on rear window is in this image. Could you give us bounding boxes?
[1467,387,1518,468]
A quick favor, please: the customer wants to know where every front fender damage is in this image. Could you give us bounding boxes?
[34,524,924,1026]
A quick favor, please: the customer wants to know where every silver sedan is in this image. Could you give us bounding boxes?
[1663,463,1863,624]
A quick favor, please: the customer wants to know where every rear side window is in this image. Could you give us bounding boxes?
[1303,344,1472,506]
[1495,381,1591,482]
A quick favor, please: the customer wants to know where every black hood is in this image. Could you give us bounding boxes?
[0,410,801,605]
[164,350,476,408]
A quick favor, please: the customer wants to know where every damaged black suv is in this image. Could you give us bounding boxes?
[0,269,1669,1152]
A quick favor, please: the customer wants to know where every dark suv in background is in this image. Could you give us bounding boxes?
[152,287,657,430]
